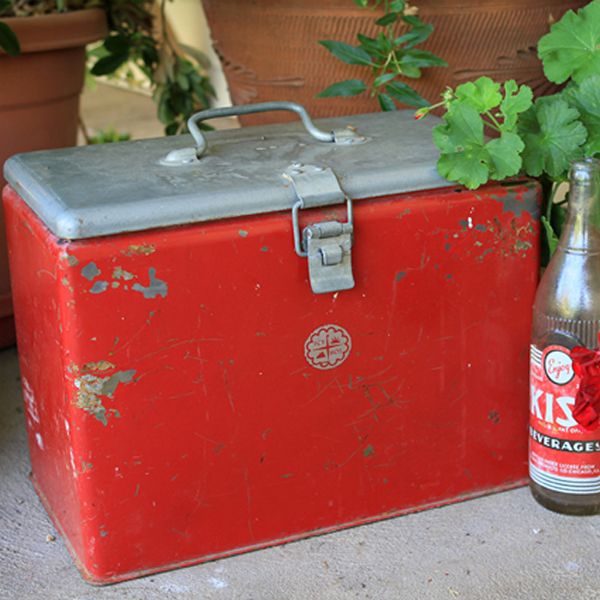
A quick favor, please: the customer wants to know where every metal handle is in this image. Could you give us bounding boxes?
[187,101,336,158]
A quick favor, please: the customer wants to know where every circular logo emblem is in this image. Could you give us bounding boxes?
[304,324,352,370]
[544,348,575,385]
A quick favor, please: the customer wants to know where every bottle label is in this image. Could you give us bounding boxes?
[529,344,600,494]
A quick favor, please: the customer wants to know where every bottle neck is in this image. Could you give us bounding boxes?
[559,161,600,252]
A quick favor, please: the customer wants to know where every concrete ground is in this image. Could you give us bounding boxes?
[2,85,600,599]
[2,346,600,600]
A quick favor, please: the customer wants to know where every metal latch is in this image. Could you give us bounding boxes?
[284,163,355,294]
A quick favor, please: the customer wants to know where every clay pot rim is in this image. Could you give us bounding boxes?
[0,8,108,55]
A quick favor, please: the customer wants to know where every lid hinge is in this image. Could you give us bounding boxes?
[285,163,355,294]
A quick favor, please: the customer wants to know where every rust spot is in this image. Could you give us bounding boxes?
[488,410,501,424]
[122,244,156,256]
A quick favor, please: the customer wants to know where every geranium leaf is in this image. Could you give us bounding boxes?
[485,132,524,180]
[538,0,600,84]
[500,80,533,130]
[455,76,502,113]
[565,75,600,156]
[519,96,587,180]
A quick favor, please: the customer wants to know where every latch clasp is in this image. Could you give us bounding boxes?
[285,163,355,294]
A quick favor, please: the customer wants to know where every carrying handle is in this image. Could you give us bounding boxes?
[188,101,350,158]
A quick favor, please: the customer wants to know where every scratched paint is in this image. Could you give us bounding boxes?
[132,268,168,299]
[74,369,136,426]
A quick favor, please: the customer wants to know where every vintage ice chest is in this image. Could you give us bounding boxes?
[3,103,540,583]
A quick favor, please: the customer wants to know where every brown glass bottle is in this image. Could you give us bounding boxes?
[530,158,600,515]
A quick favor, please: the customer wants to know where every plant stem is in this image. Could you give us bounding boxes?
[484,110,502,131]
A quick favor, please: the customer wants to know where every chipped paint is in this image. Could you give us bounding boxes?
[82,360,115,372]
[396,208,411,219]
[90,281,109,294]
[363,445,375,457]
[81,262,100,281]
[474,224,486,232]
[81,460,94,473]
[74,369,136,426]
[238,229,249,238]
[490,187,540,219]
[35,432,44,450]
[132,268,168,299]
[260,246,269,252]
[122,244,156,256]
[113,266,135,281]
[395,271,407,282]
[112,281,120,288]
[66,254,79,266]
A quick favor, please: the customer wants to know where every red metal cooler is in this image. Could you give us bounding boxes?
[3,102,540,583]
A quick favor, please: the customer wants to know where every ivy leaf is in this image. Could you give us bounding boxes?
[565,75,600,156]
[319,40,373,66]
[455,76,502,112]
[377,93,396,111]
[317,79,367,97]
[538,0,600,84]
[499,80,533,130]
[485,132,524,180]
[386,81,429,108]
[519,96,587,180]
[0,21,20,56]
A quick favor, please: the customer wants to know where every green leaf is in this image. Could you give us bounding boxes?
[0,22,20,56]
[375,12,398,26]
[317,79,367,98]
[485,132,524,180]
[389,0,405,11]
[541,216,559,257]
[319,40,373,66]
[394,20,433,48]
[565,75,600,156]
[373,73,396,87]
[499,80,533,130]
[519,96,587,180]
[386,81,429,108]
[104,35,130,55]
[538,0,600,84]
[434,103,524,189]
[91,52,129,76]
[455,76,502,112]
[377,93,396,111]
[399,49,447,69]
[353,0,369,6]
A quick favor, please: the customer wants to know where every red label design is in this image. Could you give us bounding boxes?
[530,344,600,494]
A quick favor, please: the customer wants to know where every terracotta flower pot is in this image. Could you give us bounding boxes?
[203,0,587,126]
[0,8,107,347]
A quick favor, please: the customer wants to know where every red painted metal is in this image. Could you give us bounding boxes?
[4,180,539,583]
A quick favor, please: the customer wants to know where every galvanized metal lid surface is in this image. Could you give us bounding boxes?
[3,111,448,240]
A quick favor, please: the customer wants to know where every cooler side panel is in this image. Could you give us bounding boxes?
[2,185,86,562]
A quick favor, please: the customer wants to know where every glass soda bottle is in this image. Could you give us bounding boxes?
[530,158,600,515]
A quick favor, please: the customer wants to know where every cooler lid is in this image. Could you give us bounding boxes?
[3,110,448,240]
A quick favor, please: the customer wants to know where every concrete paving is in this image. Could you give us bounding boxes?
[1,346,600,600]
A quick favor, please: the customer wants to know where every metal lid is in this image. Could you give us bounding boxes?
[3,110,447,240]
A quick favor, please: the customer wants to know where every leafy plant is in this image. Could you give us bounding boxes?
[318,0,446,111]
[420,0,600,261]
[0,0,214,135]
